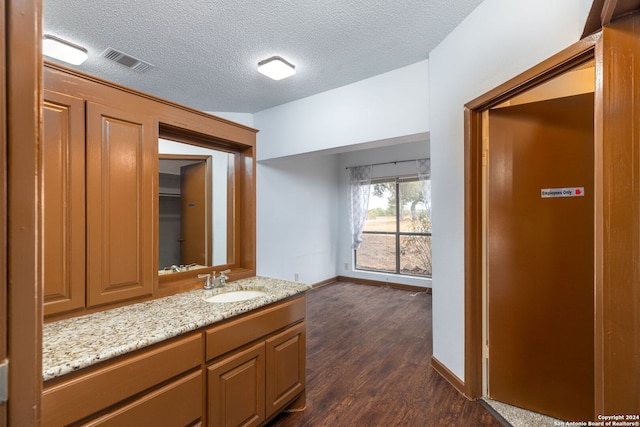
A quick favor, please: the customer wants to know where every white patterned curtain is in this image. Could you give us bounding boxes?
[416,159,431,226]
[349,165,372,250]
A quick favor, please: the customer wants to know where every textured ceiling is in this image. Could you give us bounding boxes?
[43,0,484,113]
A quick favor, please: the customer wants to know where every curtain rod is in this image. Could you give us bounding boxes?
[345,158,429,170]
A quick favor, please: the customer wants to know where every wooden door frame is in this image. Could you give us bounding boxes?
[5,0,43,424]
[0,1,6,421]
[463,34,600,400]
[583,0,640,37]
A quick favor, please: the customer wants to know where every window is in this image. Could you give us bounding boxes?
[354,176,432,277]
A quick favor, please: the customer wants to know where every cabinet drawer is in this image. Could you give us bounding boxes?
[42,333,202,426]
[205,297,305,362]
[82,371,202,426]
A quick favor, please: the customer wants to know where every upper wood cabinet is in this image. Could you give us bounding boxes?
[42,96,157,315]
[86,102,156,307]
[42,90,86,316]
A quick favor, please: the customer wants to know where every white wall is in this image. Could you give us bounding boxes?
[254,60,429,161]
[256,153,340,284]
[337,139,431,288]
[428,0,593,381]
[252,59,431,286]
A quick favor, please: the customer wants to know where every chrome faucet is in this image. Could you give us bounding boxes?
[198,273,215,290]
[214,269,231,288]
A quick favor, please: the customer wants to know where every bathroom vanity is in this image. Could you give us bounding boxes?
[42,277,309,426]
[40,63,306,426]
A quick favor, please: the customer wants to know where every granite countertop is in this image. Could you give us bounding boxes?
[42,276,311,382]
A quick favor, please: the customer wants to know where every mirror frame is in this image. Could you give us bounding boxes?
[157,127,240,290]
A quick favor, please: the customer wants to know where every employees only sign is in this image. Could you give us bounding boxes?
[541,187,585,198]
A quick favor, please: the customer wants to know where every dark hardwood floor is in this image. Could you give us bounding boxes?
[267,282,501,427]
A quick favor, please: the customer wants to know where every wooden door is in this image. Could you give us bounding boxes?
[180,161,207,265]
[86,102,155,307]
[487,94,594,421]
[42,90,86,316]
[207,341,265,427]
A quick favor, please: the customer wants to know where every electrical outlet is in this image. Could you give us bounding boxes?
[344,263,349,270]
[294,273,299,282]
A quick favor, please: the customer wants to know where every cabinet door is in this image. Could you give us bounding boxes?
[265,322,306,418]
[86,102,156,307]
[42,90,85,315]
[207,342,265,427]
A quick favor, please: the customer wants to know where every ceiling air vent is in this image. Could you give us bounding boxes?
[101,47,154,72]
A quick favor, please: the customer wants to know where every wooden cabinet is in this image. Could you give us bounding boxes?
[42,334,203,426]
[206,324,306,427]
[207,341,266,427]
[42,95,156,315]
[85,102,155,307]
[42,90,86,316]
[42,296,306,426]
[205,297,306,427]
[265,322,306,418]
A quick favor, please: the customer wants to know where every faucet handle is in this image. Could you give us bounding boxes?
[218,269,231,286]
[198,273,215,290]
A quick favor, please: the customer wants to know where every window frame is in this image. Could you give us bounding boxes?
[354,175,431,277]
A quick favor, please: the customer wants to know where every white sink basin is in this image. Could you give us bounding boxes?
[204,290,267,303]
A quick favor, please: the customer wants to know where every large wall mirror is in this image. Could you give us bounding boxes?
[158,138,234,275]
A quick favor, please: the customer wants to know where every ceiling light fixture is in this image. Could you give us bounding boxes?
[43,34,88,65]
[257,56,296,80]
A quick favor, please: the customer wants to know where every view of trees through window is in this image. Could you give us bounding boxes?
[355,176,432,277]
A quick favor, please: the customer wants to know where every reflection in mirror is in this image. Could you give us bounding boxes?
[158,138,232,274]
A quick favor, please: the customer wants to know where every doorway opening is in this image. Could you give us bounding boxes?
[158,155,212,269]
[484,60,595,421]
[464,39,598,422]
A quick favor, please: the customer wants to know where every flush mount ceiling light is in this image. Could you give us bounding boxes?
[43,34,88,65]
[257,56,296,80]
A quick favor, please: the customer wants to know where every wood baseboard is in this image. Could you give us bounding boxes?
[310,277,338,289]
[337,275,432,293]
[431,356,467,397]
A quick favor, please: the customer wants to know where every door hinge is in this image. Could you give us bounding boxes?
[0,359,7,403]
